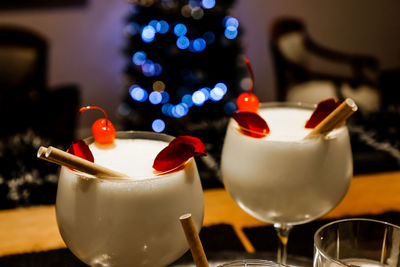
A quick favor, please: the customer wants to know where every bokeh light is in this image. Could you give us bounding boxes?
[176,36,190,49]
[203,31,215,44]
[152,119,165,132]
[153,80,166,91]
[129,85,148,102]
[132,51,146,65]
[224,26,238,39]
[141,25,156,43]
[182,94,194,107]
[174,23,187,37]
[158,20,169,34]
[193,38,206,52]
[149,91,162,104]
[201,0,215,9]
[224,101,237,115]
[192,90,206,106]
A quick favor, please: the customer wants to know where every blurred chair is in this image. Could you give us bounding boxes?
[0,25,80,209]
[0,25,80,146]
[269,17,381,116]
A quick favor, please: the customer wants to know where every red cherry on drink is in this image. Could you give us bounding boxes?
[237,92,259,112]
[237,57,259,112]
[92,118,116,144]
[79,106,116,144]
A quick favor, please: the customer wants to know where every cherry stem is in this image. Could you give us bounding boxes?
[244,57,255,93]
[79,106,109,127]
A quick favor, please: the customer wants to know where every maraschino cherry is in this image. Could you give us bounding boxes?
[236,57,259,112]
[79,106,116,144]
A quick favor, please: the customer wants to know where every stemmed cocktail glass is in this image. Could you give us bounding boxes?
[221,102,353,264]
[55,131,204,267]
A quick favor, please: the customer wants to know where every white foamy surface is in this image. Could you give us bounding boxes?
[258,107,313,141]
[89,139,168,180]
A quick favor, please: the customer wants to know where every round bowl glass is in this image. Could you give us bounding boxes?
[55,131,204,267]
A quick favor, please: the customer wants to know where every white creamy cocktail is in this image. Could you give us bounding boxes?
[221,102,353,264]
[56,131,204,267]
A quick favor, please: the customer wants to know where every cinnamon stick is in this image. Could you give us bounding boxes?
[179,213,209,267]
[305,98,358,139]
[37,146,129,179]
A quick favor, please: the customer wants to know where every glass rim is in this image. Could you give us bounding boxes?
[217,259,285,267]
[313,217,400,266]
[62,130,194,182]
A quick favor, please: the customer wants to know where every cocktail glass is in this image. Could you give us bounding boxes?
[55,131,204,267]
[217,259,283,267]
[221,102,353,264]
[314,218,400,267]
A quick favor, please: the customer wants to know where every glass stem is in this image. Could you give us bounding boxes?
[274,223,293,265]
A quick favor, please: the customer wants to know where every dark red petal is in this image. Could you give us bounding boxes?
[305,98,341,128]
[232,111,270,138]
[153,136,207,172]
[67,140,94,162]
[169,136,206,156]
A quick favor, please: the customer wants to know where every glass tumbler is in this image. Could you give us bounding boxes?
[314,218,400,267]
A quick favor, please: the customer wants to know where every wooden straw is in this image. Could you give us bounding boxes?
[37,146,129,179]
[305,98,358,139]
[179,213,209,267]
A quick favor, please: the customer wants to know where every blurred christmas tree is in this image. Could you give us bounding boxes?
[119,0,247,187]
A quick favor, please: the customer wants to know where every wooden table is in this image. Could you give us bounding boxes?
[1,171,400,257]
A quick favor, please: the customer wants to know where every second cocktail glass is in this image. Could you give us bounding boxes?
[221,102,353,264]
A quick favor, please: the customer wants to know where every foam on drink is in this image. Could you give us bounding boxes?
[89,139,167,180]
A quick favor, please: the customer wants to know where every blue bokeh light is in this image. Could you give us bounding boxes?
[225,17,239,28]
[203,31,215,44]
[158,20,169,34]
[162,103,173,116]
[174,23,187,37]
[224,101,237,115]
[176,36,190,49]
[193,38,206,52]
[132,51,146,66]
[152,119,165,133]
[201,0,215,9]
[210,86,225,101]
[142,60,156,77]
[125,22,140,35]
[215,82,228,94]
[149,91,162,105]
[192,90,206,106]
[149,20,162,32]
[174,103,189,117]
[141,25,156,43]
[224,26,238,39]
[161,91,170,103]
[200,87,210,100]
[129,85,148,102]
[154,63,162,76]
[182,94,193,107]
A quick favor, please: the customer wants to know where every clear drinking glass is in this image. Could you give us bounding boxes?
[314,218,400,267]
[55,131,204,267]
[221,102,353,264]
[217,259,283,267]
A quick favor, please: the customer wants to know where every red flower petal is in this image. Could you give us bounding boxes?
[305,98,341,128]
[232,111,270,138]
[153,136,206,172]
[67,140,94,162]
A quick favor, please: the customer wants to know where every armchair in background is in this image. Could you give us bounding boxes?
[269,17,381,116]
[269,17,400,175]
[0,25,80,209]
